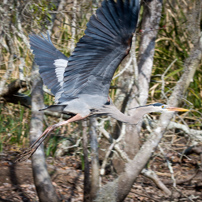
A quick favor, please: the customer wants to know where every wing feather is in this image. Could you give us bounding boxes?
[29,34,69,102]
[60,0,139,103]
[30,0,140,106]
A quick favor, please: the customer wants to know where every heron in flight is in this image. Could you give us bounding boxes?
[17,0,188,161]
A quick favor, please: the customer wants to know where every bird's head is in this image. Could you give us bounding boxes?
[143,103,189,113]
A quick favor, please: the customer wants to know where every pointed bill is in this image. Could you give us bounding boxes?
[166,107,189,112]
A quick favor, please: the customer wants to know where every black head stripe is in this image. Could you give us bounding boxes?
[152,103,163,107]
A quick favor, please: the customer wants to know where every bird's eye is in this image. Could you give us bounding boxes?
[161,105,165,109]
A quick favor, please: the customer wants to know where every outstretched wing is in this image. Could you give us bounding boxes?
[59,0,139,103]
[29,34,69,102]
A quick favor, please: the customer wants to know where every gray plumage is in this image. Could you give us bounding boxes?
[30,0,139,117]
[17,0,188,161]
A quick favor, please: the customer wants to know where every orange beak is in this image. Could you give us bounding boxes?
[166,107,189,112]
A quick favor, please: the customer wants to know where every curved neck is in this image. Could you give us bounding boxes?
[95,105,148,125]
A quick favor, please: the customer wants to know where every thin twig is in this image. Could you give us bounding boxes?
[130,190,161,202]
[70,0,77,54]
[113,56,132,79]
[161,58,177,100]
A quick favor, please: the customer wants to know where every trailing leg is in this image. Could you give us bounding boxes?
[16,113,87,162]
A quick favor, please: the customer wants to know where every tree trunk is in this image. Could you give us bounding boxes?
[125,0,163,157]
[82,120,91,202]
[30,64,59,202]
[112,0,163,173]
[89,117,100,201]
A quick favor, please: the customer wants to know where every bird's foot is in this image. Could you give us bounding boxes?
[15,147,36,162]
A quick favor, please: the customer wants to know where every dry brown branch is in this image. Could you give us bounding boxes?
[131,190,161,202]
[163,169,199,185]
[98,126,129,162]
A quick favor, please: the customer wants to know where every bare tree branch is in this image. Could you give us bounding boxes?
[141,169,171,196]
[70,0,77,54]
[137,0,163,105]
[168,121,202,141]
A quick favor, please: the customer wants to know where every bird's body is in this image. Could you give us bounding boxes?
[42,94,108,117]
[30,0,139,119]
[17,0,188,161]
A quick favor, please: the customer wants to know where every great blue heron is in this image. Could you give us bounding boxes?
[17,0,188,161]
